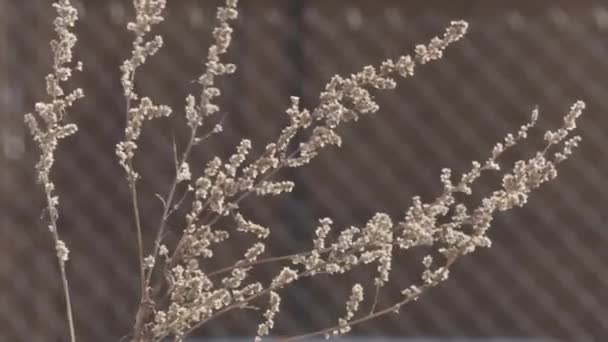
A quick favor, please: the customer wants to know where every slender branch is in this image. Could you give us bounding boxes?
[369,284,381,314]
[123,63,147,300]
[148,118,228,306]
[128,173,146,298]
[207,252,304,277]
[144,127,197,288]
[279,298,411,342]
[279,256,459,342]
[124,91,150,342]
[44,189,76,342]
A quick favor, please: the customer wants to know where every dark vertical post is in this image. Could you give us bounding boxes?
[284,0,311,244]
[280,0,321,333]
[0,0,6,201]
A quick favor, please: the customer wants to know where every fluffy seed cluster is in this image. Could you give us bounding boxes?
[283,21,468,169]
[25,0,83,187]
[24,0,84,266]
[185,0,238,129]
[334,284,364,335]
[255,291,281,341]
[116,0,172,181]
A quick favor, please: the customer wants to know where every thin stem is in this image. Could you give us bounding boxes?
[157,118,225,271]
[57,259,76,342]
[128,163,152,342]
[206,252,303,277]
[145,127,197,287]
[123,66,147,300]
[123,67,149,341]
[279,299,405,342]
[146,113,228,312]
[45,189,76,342]
[134,127,202,338]
[206,240,407,279]
[42,28,78,340]
[129,174,146,298]
[280,256,459,342]
[369,284,381,314]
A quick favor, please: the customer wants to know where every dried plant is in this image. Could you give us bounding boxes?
[23,1,83,341]
[24,1,585,342]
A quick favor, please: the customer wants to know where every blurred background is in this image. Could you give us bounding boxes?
[1,0,607,341]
